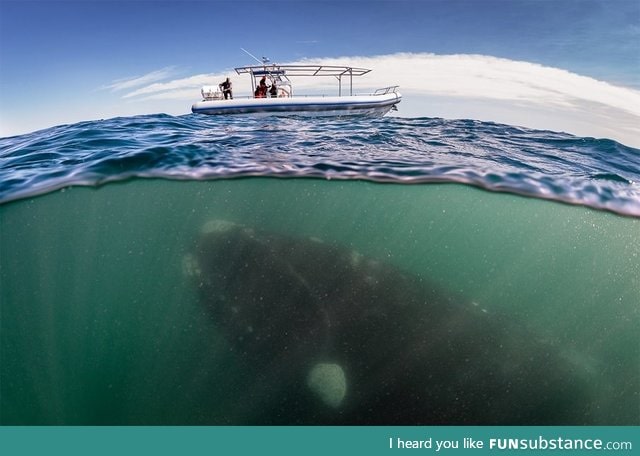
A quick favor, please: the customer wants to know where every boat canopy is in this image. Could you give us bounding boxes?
[234,64,372,96]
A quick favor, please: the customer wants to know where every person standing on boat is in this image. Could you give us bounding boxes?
[269,81,278,98]
[219,78,233,99]
[259,76,268,97]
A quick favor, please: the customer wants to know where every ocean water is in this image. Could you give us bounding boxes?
[0,115,638,425]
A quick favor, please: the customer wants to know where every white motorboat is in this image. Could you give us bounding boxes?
[192,62,401,117]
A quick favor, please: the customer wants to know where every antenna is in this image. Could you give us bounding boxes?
[241,48,264,65]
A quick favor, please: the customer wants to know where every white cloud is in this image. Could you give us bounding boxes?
[125,53,640,115]
[121,73,218,98]
[102,66,179,92]
[293,53,640,118]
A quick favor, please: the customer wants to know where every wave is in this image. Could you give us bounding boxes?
[0,114,638,217]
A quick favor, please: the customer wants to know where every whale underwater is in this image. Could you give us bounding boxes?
[185,220,594,425]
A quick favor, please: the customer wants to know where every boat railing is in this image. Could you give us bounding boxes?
[373,86,400,95]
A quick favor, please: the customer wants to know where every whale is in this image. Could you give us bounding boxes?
[186,220,594,425]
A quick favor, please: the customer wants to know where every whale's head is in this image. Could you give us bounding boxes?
[191,220,327,364]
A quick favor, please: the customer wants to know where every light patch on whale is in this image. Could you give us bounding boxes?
[350,250,364,267]
[471,300,489,314]
[181,253,201,278]
[201,219,238,234]
[307,363,347,408]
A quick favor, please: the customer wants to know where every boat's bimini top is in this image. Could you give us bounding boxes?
[235,64,371,78]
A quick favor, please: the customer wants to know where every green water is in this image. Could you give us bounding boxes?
[1,178,638,424]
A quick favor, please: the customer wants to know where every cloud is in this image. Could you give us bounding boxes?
[121,73,218,99]
[294,53,640,118]
[114,53,640,146]
[102,67,179,92]
[124,53,640,114]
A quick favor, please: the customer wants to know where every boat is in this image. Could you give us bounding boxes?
[191,61,401,117]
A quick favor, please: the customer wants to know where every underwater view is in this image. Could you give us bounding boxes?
[0,115,638,425]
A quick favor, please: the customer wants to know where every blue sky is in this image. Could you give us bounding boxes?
[1,0,639,145]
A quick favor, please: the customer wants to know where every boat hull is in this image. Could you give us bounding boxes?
[191,92,401,117]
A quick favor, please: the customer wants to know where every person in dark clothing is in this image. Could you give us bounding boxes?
[219,78,233,99]
[258,76,269,97]
[269,82,278,98]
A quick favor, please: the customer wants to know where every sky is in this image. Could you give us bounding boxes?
[1,0,639,146]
